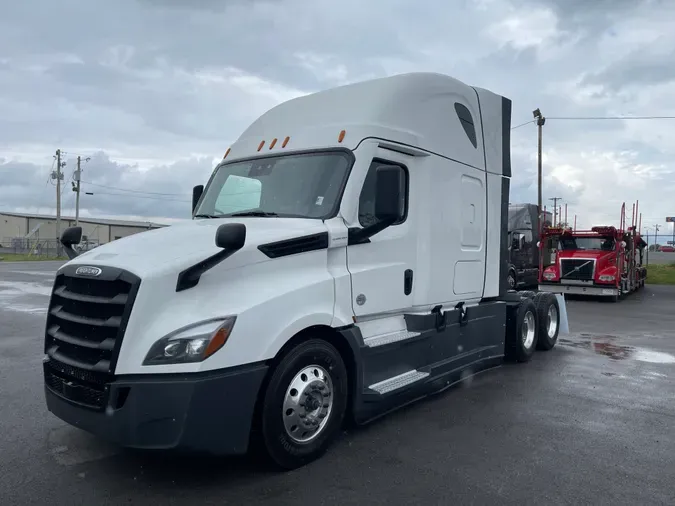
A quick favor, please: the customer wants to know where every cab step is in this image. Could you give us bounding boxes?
[363,330,420,348]
[368,369,429,394]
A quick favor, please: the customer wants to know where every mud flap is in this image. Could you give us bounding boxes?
[555,293,570,334]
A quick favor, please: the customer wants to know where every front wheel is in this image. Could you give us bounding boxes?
[259,339,348,469]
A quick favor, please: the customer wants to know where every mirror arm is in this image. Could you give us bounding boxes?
[176,248,236,292]
[62,243,79,260]
[348,216,397,245]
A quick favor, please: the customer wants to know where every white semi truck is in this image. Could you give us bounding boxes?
[43,72,566,469]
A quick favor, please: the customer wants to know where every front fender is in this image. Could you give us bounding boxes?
[116,249,346,374]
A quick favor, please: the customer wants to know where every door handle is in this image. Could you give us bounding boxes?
[404,269,413,295]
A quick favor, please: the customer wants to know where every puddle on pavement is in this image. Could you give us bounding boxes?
[560,333,675,364]
[0,281,51,315]
[0,281,52,297]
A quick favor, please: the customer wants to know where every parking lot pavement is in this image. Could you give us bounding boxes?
[1,262,674,505]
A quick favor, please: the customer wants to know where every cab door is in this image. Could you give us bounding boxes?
[345,145,416,318]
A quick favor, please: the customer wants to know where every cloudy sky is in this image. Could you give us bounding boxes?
[1,0,675,239]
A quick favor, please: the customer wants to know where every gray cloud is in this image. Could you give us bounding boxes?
[0,153,212,222]
[581,41,675,92]
[1,0,675,229]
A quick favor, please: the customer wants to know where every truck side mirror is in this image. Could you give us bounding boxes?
[192,185,204,214]
[60,226,82,260]
[61,226,82,247]
[216,223,246,250]
[374,165,404,222]
[511,233,522,251]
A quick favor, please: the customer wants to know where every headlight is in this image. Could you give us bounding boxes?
[543,271,557,280]
[599,274,615,282]
[143,316,237,365]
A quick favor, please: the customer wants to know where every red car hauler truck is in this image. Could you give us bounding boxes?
[538,202,647,302]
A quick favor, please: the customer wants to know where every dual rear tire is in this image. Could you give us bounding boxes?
[506,292,560,362]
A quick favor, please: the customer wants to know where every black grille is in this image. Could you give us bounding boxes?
[43,264,140,410]
[560,258,595,281]
[44,361,106,409]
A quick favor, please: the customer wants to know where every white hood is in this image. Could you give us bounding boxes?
[65,217,329,278]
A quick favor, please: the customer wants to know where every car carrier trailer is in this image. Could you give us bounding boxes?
[538,201,647,302]
[43,72,568,469]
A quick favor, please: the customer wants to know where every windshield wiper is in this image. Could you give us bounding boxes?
[194,214,220,219]
[229,211,279,217]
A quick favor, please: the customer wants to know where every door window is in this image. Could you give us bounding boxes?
[358,160,408,227]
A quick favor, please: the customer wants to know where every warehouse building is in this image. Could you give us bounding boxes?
[0,211,167,251]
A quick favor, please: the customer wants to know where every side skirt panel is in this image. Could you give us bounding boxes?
[341,301,507,425]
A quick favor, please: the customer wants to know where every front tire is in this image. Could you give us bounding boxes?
[260,339,348,469]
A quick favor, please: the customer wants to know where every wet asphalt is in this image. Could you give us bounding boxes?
[1,261,674,505]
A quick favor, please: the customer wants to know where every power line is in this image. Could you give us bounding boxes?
[84,191,189,203]
[512,115,675,128]
[548,115,675,121]
[511,119,536,130]
[81,181,188,197]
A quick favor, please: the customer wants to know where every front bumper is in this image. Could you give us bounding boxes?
[538,283,618,297]
[44,360,268,455]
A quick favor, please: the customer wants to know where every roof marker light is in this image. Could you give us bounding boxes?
[269,138,277,149]
[223,148,231,159]
[257,140,265,152]
[282,136,290,148]
[338,130,346,143]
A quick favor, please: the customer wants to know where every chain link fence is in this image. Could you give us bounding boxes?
[0,237,100,259]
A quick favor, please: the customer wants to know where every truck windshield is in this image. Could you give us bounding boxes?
[559,237,615,251]
[195,151,353,219]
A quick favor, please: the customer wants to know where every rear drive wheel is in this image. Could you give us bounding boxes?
[259,339,348,470]
[519,290,537,300]
[505,298,539,362]
[534,293,560,351]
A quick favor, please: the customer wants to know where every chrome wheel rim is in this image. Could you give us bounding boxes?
[521,310,536,349]
[547,305,558,338]
[508,274,515,288]
[282,365,333,444]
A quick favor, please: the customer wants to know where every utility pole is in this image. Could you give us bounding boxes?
[75,156,81,226]
[549,197,562,226]
[654,224,661,250]
[72,155,90,226]
[533,108,545,231]
[52,149,65,255]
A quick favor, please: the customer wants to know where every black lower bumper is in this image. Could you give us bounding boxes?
[538,283,618,296]
[44,361,268,455]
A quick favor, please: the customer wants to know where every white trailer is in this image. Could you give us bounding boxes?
[43,72,567,469]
